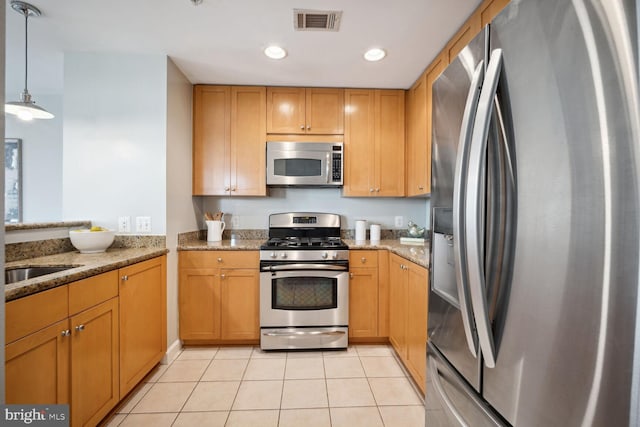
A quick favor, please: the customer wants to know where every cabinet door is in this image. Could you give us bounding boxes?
[119,256,167,397]
[221,268,260,340]
[425,54,448,194]
[343,89,375,196]
[5,319,70,405]
[179,267,221,341]
[375,90,405,196]
[71,298,119,427]
[349,267,379,338]
[446,13,482,62]
[193,85,231,195]
[406,73,429,196]
[266,87,306,134]
[406,263,428,393]
[230,86,267,196]
[305,88,344,134]
[389,254,408,358]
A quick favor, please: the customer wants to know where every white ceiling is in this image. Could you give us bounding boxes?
[5,0,481,96]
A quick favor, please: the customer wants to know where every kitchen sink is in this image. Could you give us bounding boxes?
[5,266,77,285]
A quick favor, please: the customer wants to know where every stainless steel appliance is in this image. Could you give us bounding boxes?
[260,212,349,350]
[266,141,343,187]
[428,0,640,425]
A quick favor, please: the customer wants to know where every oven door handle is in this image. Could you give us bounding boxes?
[262,264,348,272]
[263,330,346,337]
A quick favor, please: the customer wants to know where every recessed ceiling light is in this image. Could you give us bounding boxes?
[364,48,386,62]
[264,45,287,60]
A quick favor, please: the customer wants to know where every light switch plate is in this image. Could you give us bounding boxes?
[118,216,131,233]
[136,216,151,233]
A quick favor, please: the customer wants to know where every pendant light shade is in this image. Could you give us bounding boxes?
[5,1,54,121]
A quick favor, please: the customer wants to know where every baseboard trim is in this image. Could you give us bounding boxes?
[162,339,182,364]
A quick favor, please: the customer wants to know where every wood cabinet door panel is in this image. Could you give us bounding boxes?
[480,0,510,26]
[6,285,68,344]
[231,86,267,196]
[5,319,70,405]
[349,267,379,338]
[375,90,405,196]
[406,264,428,393]
[193,85,231,195]
[389,254,407,358]
[71,298,119,427]
[266,87,306,133]
[406,74,429,196]
[221,269,259,340]
[344,89,375,196]
[179,268,221,341]
[119,256,167,396]
[306,88,344,134]
[69,270,118,316]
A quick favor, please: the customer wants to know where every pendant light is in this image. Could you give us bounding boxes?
[5,1,54,121]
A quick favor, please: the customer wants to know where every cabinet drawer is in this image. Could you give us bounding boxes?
[180,251,259,269]
[68,270,119,315]
[349,250,378,268]
[6,286,69,344]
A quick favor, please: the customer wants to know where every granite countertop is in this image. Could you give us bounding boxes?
[177,237,429,269]
[5,247,169,302]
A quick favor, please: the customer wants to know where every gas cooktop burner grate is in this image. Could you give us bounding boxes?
[262,236,346,249]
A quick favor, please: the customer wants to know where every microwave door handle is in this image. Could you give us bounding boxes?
[326,153,331,184]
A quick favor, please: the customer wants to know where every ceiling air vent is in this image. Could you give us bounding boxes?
[294,9,342,31]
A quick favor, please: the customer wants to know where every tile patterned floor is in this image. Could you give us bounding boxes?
[101,344,425,427]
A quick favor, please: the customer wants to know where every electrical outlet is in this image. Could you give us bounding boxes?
[118,216,131,233]
[394,216,404,228]
[231,216,240,228]
[136,216,152,233]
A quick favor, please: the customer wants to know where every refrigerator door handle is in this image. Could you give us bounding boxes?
[429,354,471,427]
[465,48,504,369]
[453,61,485,358]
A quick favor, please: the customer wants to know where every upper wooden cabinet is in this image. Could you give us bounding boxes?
[344,89,405,197]
[479,0,510,26]
[406,72,429,196]
[193,85,267,196]
[267,87,344,134]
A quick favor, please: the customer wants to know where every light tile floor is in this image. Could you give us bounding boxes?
[102,344,425,427]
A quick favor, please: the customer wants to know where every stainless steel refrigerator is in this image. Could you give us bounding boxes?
[427,0,640,425]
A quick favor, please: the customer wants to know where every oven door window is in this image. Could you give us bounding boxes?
[272,276,337,310]
[274,158,322,177]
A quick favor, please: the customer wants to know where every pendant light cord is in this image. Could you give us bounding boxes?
[23,8,29,93]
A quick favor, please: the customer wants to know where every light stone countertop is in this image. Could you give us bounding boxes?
[5,247,169,302]
[177,238,429,269]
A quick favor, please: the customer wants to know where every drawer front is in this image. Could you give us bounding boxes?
[6,286,69,344]
[349,250,379,268]
[68,270,119,315]
[180,251,259,269]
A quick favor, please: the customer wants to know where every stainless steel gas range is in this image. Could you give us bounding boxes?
[259,212,349,350]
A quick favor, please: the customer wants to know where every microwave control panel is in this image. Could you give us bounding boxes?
[332,145,343,184]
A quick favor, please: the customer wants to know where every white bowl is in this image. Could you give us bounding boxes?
[69,229,115,254]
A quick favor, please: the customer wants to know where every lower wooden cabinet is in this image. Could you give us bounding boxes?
[349,251,380,338]
[179,251,260,343]
[119,256,167,397]
[70,297,119,427]
[5,256,167,427]
[389,253,428,393]
[5,318,70,405]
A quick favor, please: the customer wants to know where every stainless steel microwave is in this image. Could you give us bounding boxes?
[266,141,343,187]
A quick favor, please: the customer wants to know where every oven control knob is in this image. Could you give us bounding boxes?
[270,252,276,259]
[281,253,288,259]
[332,252,338,260]
[322,252,328,259]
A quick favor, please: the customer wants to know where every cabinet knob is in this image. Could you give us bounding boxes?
[231,187,236,192]
[121,275,128,281]
[418,186,424,190]
[369,188,374,193]
[361,257,366,264]
[375,188,380,192]
[61,330,71,337]
[300,125,305,130]
[307,125,311,130]
[224,186,230,191]
[221,274,226,279]
[75,324,85,332]
[350,273,354,279]
[217,257,223,263]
